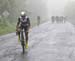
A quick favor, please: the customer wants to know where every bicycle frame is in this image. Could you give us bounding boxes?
[20,30,25,54]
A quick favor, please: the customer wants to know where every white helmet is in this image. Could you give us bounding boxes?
[20,11,26,16]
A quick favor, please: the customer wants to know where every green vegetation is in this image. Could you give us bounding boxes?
[0,17,16,35]
[0,23,15,35]
[0,0,48,35]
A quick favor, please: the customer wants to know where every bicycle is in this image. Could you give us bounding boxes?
[17,26,31,54]
[17,29,25,54]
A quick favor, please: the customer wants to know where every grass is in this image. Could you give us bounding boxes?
[0,22,16,35]
[0,18,45,36]
[0,20,37,35]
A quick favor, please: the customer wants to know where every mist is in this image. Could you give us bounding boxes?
[0,0,75,35]
[46,0,68,16]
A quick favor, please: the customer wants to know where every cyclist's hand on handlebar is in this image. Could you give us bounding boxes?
[29,28,32,32]
[16,28,18,35]
[28,26,32,32]
[16,31,18,35]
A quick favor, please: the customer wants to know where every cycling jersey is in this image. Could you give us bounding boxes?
[18,16,30,27]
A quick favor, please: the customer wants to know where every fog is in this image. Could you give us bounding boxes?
[24,0,75,22]
[44,0,75,24]
[47,0,68,16]
[0,0,75,34]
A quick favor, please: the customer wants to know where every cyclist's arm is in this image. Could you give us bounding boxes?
[16,18,20,30]
[27,18,31,28]
[16,18,20,35]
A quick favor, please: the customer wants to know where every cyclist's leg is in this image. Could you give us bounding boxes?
[18,32,20,42]
[17,26,21,42]
[25,31,28,43]
[25,32,29,49]
[20,26,24,42]
[24,27,29,48]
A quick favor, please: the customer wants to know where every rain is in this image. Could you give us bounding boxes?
[0,0,75,61]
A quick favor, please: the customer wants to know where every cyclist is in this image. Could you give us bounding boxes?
[56,16,59,23]
[16,11,31,49]
[51,16,55,23]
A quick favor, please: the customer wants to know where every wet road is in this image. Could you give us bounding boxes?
[0,21,75,61]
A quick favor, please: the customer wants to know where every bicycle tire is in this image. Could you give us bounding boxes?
[20,31,25,54]
[21,41,25,54]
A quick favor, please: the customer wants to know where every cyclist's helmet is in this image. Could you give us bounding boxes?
[20,11,26,17]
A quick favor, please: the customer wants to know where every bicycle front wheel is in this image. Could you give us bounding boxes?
[20,31,25,54]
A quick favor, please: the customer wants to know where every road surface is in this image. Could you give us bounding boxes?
[0,21,75,61]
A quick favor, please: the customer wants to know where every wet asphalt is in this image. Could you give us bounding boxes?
[0,21,75,61]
